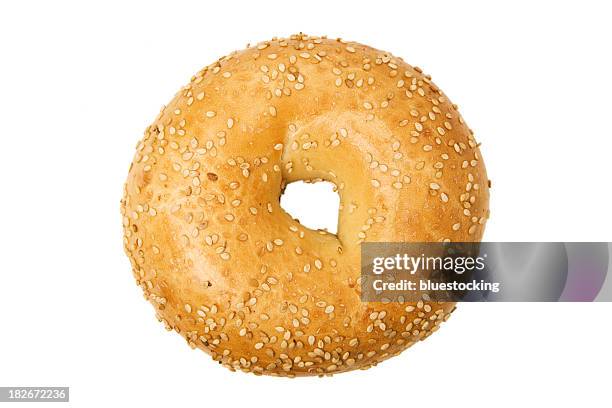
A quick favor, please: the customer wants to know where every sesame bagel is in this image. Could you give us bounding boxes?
[121,33,490,376]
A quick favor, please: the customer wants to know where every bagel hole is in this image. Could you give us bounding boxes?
[280,180,340,235]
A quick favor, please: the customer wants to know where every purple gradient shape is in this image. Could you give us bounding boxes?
[560,244,609,301]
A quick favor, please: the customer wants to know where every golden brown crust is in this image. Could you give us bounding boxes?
[121,33,490,376]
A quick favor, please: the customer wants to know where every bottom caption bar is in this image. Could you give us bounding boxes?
[0,387,69,403]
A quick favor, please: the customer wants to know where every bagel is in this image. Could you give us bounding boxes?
[121,33,490,376]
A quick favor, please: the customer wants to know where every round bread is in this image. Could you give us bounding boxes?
[121,33,490,376]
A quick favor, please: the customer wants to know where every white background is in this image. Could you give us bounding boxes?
[1,1,611,407]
